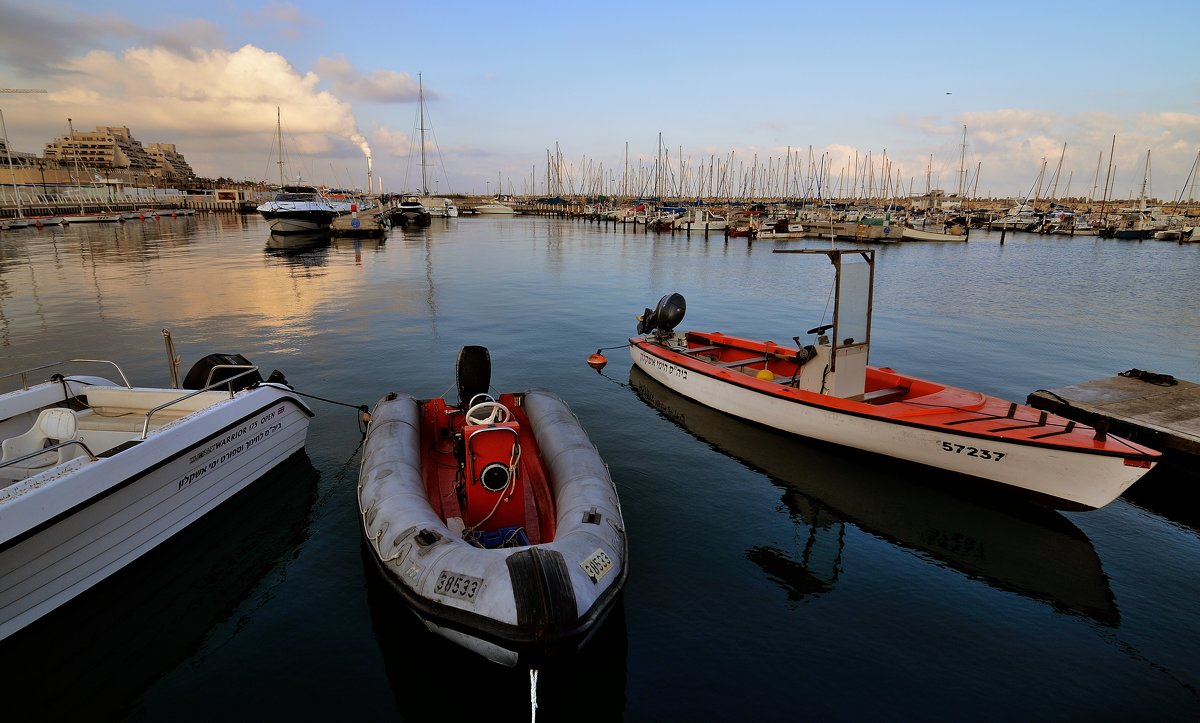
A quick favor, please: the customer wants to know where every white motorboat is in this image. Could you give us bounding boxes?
[1,343,314,640]
[901,224,968,242]
[671,207,727,232]
[625,249,1159,510]
[473,201,516,215]
[359,346,627,665]
[61,213,121,224]
[390,195,432,226]
[256,185,340,234]
[415,196,459,218]
[756,218,806,239]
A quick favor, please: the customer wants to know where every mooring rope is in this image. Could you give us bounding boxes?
[283,387,372,434]
[530,668,539,723]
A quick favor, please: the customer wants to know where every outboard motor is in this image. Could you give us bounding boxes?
[456,345,491,409]
[181,353,263,392]
[637,292,686,336]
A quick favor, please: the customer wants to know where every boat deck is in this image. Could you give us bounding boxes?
[1028,373,1200,461]
[416,394,557,546]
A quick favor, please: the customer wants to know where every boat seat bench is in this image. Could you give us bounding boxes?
[847,386,909,404]
[717,356,770,369]
[83,388,229,416]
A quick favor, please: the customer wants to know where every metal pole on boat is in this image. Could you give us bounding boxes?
[162,328,181,388]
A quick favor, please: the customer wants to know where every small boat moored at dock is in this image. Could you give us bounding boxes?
[628,249,1160,510]
[0,340,314,640]
[389,195,432,226]
[256,185,340,234]
[358,346,627,666]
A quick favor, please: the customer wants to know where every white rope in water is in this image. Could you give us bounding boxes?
[530,668,539,722]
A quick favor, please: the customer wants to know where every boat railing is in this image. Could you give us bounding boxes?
[2,359,132,392]
[0,439,99,476]
[139,365,261,439]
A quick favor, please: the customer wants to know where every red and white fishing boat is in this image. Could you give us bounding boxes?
[627,248,1159,510]
[359,346,627,666]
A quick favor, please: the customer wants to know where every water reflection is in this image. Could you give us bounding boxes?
[265,231,332,264]
[629,367,1119,626]
[363,545,629,721]
[0,453,320,720]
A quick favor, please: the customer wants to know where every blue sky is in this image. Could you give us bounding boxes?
[2,0,1197,199]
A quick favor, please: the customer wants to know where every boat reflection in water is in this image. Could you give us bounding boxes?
[265,230,332,260]
[363,544,629,721]
[1,453,319,719]
[629,367,1119,627]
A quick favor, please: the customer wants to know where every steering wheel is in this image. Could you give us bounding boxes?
[465,401,511,425]
[806,323,834,335]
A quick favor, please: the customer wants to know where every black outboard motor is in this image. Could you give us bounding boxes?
[181,353,263,392]
[456,345,492,409]
[637,293,686,336]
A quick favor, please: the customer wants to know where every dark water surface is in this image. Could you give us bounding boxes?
[1,215,1198,720]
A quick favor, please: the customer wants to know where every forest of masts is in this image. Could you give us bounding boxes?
[528,140,955,204]
[515,135,1200,210]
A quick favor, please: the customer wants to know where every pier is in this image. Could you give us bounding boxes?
[1028,372,1200,463]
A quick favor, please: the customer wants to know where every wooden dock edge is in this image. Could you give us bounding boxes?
[1027,374,1200,461]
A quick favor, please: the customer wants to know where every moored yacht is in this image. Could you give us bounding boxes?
[256,185,340,234]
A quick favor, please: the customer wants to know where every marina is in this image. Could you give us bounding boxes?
[0,213,1198,719]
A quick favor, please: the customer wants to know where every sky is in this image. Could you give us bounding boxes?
[1,0,1198,200]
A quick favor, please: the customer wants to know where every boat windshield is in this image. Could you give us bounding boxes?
[837,259,871,346]
[275,193,317,202]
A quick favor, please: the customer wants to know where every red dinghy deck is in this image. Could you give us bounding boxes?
[416,393,558,545]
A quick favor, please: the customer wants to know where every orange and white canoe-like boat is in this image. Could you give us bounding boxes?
[628,249,1159,511]
[359,346,627,666]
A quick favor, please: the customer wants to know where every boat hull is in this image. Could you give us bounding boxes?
[901,226,967,242]
[358,389,627,665]
[0,382,313,640]
[259,210,337,234]
[630,339,1155,510]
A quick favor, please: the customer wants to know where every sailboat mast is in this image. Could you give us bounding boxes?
[1139,149,1150,210]
[418,74,429,196]
[1,109,25,217]
[957,125,968,198]
[276,107,284,187]
[67,117,85,213]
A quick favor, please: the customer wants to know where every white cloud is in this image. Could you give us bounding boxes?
[9,44,376,183]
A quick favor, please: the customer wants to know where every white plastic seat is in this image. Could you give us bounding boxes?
[0,408,80,481]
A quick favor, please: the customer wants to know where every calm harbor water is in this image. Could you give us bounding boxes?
[1,214,1198,720]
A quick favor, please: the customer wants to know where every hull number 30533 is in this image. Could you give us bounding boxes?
[581,548,614,583]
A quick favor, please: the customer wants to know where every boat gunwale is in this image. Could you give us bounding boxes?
[364,537,627,663]
[0,383,314,553]
[630,333,1159,461]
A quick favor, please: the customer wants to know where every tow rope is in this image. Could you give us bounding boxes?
[280,387,372,433]
[1118,369,1178,386]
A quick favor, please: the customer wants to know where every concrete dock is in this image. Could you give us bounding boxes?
[1028,372,1200,462]
[331,210,388,238]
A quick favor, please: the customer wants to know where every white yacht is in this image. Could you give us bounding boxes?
[256,185,340,234]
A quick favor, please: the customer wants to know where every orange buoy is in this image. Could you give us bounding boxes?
[587,352,608,370]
